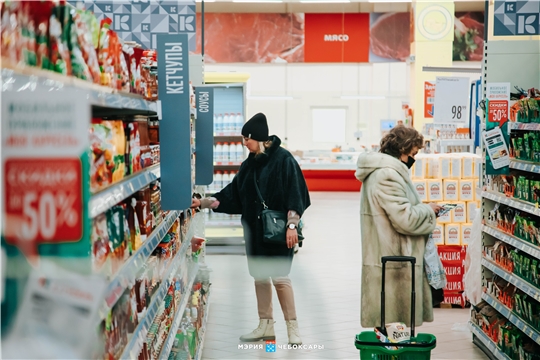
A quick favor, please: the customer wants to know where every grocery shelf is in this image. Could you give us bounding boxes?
[213,161,242,166]
[89,164,161,218]
[482,190,540,217]
[481,257,540,302]
[214,133,242,138]
[120,234,194,360]
[510,159,540,174]
[1,61,158,116]
[194,291,211,360]
[482,293,540,345]
[469,321,510,360]
[206,219,242,228]
[101,210,181,317]
[158,263,200,360]
[509,122,540,131]
[482,225,540,260]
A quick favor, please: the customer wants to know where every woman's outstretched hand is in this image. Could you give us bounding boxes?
[191,197,220,209]
[191,198,201,208]
[428,203,442,216]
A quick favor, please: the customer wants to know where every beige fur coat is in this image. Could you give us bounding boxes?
[355,152,437,328]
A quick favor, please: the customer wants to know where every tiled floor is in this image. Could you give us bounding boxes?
[202,192,489,360]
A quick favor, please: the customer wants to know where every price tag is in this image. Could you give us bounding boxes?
[1,85,88,261]
[486,83,511,127]
[433,77,470,123]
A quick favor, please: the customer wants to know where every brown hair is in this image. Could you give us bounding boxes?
[255,140,273,157]
[380,125,424,158]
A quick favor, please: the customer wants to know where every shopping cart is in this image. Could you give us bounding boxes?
[355,256,437,360]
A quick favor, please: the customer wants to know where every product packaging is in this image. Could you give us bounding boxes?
[412,180,427,202]
[445,224,461,245]
[443,179,459,201]
[461,223,473,245]
[428,179,443,202]
[430,224,445,245]
[452,202,467,223]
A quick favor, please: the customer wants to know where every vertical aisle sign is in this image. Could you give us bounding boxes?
[157,34,192,210]
[195,86,214,186]
[1,81,88,261]
[486,83,510,129]
[433,77,470,123]
[424,81,435,118]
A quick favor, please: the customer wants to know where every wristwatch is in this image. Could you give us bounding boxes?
[288,224,296,230]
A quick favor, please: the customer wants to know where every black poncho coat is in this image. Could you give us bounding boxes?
[213,135,311,278]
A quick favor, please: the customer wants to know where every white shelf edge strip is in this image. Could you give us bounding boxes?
[120,233,194,360]
[482,293,540,345]
[482,225,540,261]
[102,210,181,316]
[482,191,540,217]
[481,257,540,302]
[194,290,211,360]
[89,164,161,218]
[510,159,540,175]
[159,263,200,360]
[469,321,510,360]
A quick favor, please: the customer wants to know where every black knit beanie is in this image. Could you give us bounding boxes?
[242,113,269,141]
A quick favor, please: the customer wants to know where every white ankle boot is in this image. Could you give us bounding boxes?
[286,320,302,345]
[239,319,276,342]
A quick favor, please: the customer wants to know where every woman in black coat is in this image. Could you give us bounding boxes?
[191,113,310,345]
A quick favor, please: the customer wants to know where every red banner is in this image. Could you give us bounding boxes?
[424,82,435,118]
[304,13,370,63]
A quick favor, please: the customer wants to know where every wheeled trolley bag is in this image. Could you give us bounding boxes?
[355,256,437,360]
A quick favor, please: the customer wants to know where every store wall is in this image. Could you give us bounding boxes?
[205,62,409,151]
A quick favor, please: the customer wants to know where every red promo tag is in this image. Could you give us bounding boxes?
[488,100,509,127]
[4,158,83,259]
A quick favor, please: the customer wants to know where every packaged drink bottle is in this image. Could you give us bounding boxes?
[222,142,230,162]
[213,114,217,134]
[236,142,244,162]
[229,142,236,162]
[223,113,230,135]
[215,171,223,189]
[223,171,230,186]
[215,114,223,134]
[236,113,244,135]
[215,142,223,163]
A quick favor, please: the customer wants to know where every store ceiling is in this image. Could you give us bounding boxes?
[196,0,485,12]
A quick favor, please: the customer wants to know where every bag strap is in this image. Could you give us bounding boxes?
[253,171,268,210]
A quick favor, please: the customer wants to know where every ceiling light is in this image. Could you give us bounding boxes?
[340,95,386,100]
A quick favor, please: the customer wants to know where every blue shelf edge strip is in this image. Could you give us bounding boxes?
[481,257,540,302]
[482,293,540,346]
[120,226,195,360]
[159,263,200,360]
[482,191,540,217]
[89,164,161,218]
[482,225,540,261]
[469,321,510,360]
[102,210,181,317]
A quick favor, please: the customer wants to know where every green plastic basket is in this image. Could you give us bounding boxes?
[355,331,437,360]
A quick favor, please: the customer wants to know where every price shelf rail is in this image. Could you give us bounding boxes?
[206,219,242,228]
[159,263,200,360]
[509,122,540,132]
[89,164,161,218]
[120,226,194,360]
[101,210,181,317]
[482,190,540,217]
[469,321,510,360]
[481,257,540,302]
[510,159,540,175]
[194,290,211,360]
[482,293,540,345]
[482,225,540,261]
[1,62,158,116]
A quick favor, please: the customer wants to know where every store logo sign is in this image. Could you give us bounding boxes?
[179,15,195,32]
[324,34,349,42]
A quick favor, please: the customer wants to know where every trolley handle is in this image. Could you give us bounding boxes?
[381,256,416,338]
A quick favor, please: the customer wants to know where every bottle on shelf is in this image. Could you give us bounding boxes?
[235,142,244,163]
[223,113,230,135]
[215,114,223,135]
[229,143,236,163]
[215,171,223,190]
[222,142,230,163]
[215,142,223,163]
[235,113,243,135]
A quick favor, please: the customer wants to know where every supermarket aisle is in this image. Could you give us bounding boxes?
[202,192,488,359]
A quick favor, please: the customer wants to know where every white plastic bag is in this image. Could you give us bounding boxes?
[424,236,447,289]
[464,208,482,305]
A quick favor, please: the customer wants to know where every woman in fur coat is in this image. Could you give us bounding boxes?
[355,126,441,328]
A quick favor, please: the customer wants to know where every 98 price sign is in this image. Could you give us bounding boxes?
[4,159,83,258]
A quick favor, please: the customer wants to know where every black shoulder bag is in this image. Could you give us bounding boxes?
[253,171,304,244]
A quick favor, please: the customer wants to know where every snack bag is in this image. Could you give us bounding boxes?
[385,322,411,343]
[72,9,101,83]
[374,327,399,350]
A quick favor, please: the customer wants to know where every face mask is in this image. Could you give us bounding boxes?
[402,156,415,169]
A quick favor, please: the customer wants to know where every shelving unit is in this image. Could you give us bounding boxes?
[194,291,211,360]
[481,293,540,345]
[481,257,540,302]
[120,224,196,359]
[482,190,540,217]
[482,225,540,261]
[158,263,200,360]
[90,164,161,218]
[102,210,182,315]
[469,322,511,360]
